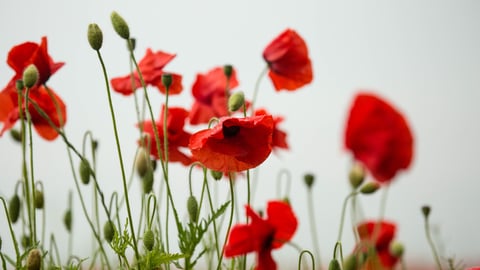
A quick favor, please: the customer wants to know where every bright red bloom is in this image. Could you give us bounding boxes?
[356,220,399,269]
[110,49,183,95]
[0,37,66,140]
[138,106,192,166]
[263,29,313,91]
[224,200,298,270]
[189,115,274,172]
[344,92,414,183]
[189,66,240,125]
[254,108,288,151]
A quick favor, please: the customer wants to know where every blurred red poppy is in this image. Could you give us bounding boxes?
[189,66,239,125]
[254,108,288,151]
[0,37,66,140]
[356,220,399,269]
[263,29,313,91]
[138,106,192,166]
[344,92,413,183]
[225,200,298,270]
[189,114,274,172]
[110,49,183,95]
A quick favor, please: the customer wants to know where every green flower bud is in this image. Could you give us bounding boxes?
[21,234,30,249]
[63,209,72,232]
[26,248,42,270]
[187,196,199,223]
[162,73,173,89]
[349,162,365,189]
[303,173,315,188]
[210,170,223,180]
[79,159,91,185]
[142,168,154,194]
[143,229,155,251]
[9,194,21,223]
[223,64,233,79]
[103,220,116,243]
[328,259,341,270]
[34,189,44,209]
[343,254,359,270]
[228,91,245,112]
[16,79,24,90]
[92,140,99,152]
[127,38,136,51]
[359,182,381,194]
[87,23,103,51]
[23,64,39,88]
[10,128,22,143]
[421,205,431,218]
[110,11,130,39]
[390,241,405,258]
[135,147,150,178]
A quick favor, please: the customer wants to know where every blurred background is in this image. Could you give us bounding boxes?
[1,0,479,268]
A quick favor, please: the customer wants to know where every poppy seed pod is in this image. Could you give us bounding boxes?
[143,229,155,251]
[87,23,103,51]
[110,11,130,39]
[103,220,116,243]
[23,64,39,88]
[26,248,42,270]
[303,173,315,188]
[223,64,233,79]
[162,73,173,89]
[63,209,72,232]
[187,196,199,223]
[8,194,21,223]
[359,182,380,195]
[79,159,91,185]
[228,91,245,112]
[421,205,431,218]
[349,163,365,189]
[135,147,150,178]
[34,189,44,209]
[328,259,341,270]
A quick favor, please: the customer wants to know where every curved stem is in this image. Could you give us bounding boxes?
[249,65,268,115]
[337,191,358,243]
[217,177,235,270]
[424,215,444,270]
[298,250,316,270]
[0,197,21,268]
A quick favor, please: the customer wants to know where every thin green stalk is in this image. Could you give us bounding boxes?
[298,250,315,270]
[337,191,358,243]
[205,170,221,261]
[95,49,140,260]
[217,177,235,270]
[0,197,21,268]
[249,65,268,115]
[307,188,322,269]
[24,87,37,245]
[424,215,444,270]
[67,191,73,258]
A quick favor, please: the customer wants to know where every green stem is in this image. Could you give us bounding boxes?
[424,215,444,270]
[24,87,37,245]
[307,188,322,269]
[337,191,358,243]
[298,250,315,270]
[0,197,21,268]
[249,65,268,115]
[205,170,221,260]
[217,177,235,270]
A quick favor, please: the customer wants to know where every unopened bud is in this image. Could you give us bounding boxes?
[162,73,173,89]
[210,170,223,180]
[187,196,199,223]
[110,11,130,39]
[23,64,39,88]
[143,229,155,251]
[10,129,22,142]
[103,220,116,243]
[142,169,154,194]
[79,159,91,185]
[303,173,315,188]
[390,241,405,258]
[343,254,359,270]
[359,182,380,194]
[34,189,44,209]
[421,205,431,218]
[328,259,341,270]
[16,79,24,90]
[223,65,233,79]
[135,147,150,178]
[87,23,103,51]
[63,209,72,232]
[228,91,245,112]
[9,194,21,223]
[21,234,30,249]
[349,163,365,189]
[26,248,42,270]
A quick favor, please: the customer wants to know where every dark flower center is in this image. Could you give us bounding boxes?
[222,124,240,138]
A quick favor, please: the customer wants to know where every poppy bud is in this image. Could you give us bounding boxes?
[79,159,91,185]
[228,91,245,112]
[10,129,22,143]
[110,11,130,39]
[26,248,42,270]
[103,220,116,243]
[223,64,233,79]
[9,194,21,223]
[328,259,341,270]
[21,234,30,249]
[92,140,99,152]
[421,205,431,218]
[63,209,72,232]
[87,23,103,51]
[16,79,24,90]
[135,147,150,178]
[187,196,199,223]
[349,162,365,189]
[343,254,359,270]
[359,182,380,194]
[303,173,315,188]
[34,189,44,209]
[142,169,154,194]
[210,170,223,180]
[390,241,405,258]
[143,229,155,251]
[127,38,136,51]
[162,73,173,89]
[23,64,39,88]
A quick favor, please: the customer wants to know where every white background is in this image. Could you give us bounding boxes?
[1,0,480,268]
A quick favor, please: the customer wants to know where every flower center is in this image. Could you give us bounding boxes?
[222,124,240,138]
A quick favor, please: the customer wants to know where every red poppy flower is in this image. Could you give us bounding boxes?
[0,37,66,140]
[356,220,399,269]
[189,66,240,125]
[344,92,414,183]
[189,114,274,172]
[263,29,313,91]
[110,49,183,95]
[224,200,298,270]
[254,108,288,151]
[138,106,192,166]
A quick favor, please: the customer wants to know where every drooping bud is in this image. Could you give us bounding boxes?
[343,254,359,270]
[359,182,381,194]
[210,170,223,180]
[8,194,21,223]
[390,241,405,258]
[187,196,199,223]
[110,11,130,39]
[143,229,155,251]
[228,91,245,112]
[103,220,116,243]
[303,173,315,189]
[10,129,22,143]
[79,158,91,185]
[328,259,341,270]
[63,209,72,232]
[34,189,44,209]
[87,23,103,51]
[421,205,431,219]
[142,169,154,194]
[135,147,150,178]
[161,73,173,89]
[223,64,233,79]
[23,64,39,88]
[26,248,42,270]
[16,79,24,90]
[349,162,365,189]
